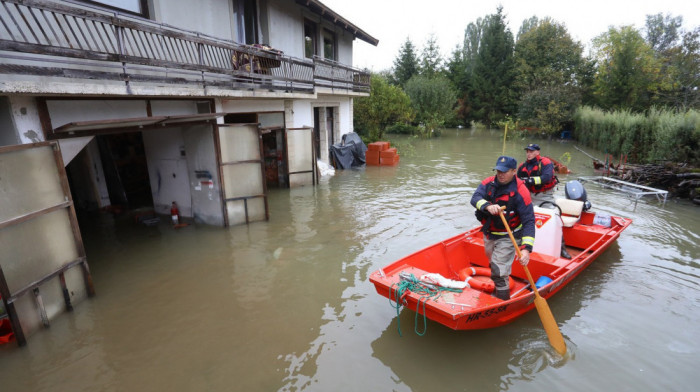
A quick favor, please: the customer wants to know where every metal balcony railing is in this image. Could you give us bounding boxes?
[0,0,370,94]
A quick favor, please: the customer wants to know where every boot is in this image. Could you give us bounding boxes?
[494,288,510,301]
[560,236,572,259]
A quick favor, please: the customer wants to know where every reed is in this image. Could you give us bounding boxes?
[573,106,700,165]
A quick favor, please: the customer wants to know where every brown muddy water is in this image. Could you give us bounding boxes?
[1,128,698,391]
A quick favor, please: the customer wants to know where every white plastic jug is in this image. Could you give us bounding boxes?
[532,206,563,258]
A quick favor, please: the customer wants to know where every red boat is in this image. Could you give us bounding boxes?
[370,198,632,330]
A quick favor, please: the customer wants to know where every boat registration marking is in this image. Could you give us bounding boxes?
[465,305,508,323]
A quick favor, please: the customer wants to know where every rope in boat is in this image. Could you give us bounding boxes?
[389,272,462,336]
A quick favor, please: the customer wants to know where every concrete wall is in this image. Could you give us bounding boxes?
[6,96,44,144]
[152,0,234,41]
[221,99,285,114]
[142,127,193,218]
[0,96,19,146]
[182,125,224,226]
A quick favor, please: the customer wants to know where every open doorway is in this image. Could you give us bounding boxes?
[96,133,154,210]
[262,128,286,188]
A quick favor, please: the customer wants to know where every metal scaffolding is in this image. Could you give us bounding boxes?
[578,176,668,207]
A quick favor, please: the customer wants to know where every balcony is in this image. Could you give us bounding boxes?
[0,0,370,96]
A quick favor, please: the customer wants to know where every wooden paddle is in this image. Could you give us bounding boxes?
[497,209,567,355]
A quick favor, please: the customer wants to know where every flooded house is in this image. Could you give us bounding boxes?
[0,0,377,345]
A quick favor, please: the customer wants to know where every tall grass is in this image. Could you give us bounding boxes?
[573,106,700,165]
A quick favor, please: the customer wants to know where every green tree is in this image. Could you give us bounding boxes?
[471,6,517,125]
[513,18,588,133]
[391,37,419,87]
[592,26,662,111]
[354,73,414,140]
[644,14,700,109]
[514,18,585,91]
[448,18,486,123]
[404,75,457,137]
[645,13,682,53]
[419,34,443,77]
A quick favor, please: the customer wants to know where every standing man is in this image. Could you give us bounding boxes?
[471,156,536,301]
[517,143,558,204]
[517,143,572,259]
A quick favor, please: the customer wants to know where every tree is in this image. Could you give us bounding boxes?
[513,18,589,133]
[645,13,683,53]
[471,6,517,126]
[404,75,457,137]
[419,34,443,77]
[644,14,700,109]
[514,18,585,91]
[592,26,662,111]
[353,73,414,140]
[448,18,486,123]
[391,37,419,87]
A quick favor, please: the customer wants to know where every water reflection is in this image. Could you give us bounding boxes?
[1,129,698,392]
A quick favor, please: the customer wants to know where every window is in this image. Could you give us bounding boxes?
[304,20,317,59]
[235,0,259,45]
[81,0,148,17]
[322,29,336,61]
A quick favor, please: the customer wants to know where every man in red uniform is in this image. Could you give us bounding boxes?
[471,156,535,300]
[517,143,557,204]
[517,143,572,259]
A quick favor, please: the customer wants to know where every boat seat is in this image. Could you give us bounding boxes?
[555,198,584,227]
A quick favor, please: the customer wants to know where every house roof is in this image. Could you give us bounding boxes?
[296,0,379,46]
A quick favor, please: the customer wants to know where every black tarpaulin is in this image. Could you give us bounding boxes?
[329,132,367,169]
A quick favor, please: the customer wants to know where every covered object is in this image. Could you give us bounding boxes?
[329,132,367,169]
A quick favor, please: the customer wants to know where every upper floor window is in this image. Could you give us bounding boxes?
[322,29,336,61]
[81,0,148,17]
[235,0,260,45]
[304,20,317,59]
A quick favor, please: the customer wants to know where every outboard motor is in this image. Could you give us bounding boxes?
[565,180,592,211]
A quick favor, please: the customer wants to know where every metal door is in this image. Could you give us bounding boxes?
[217,124,268,226]
[285,127,316,187]
[0,141,95,346]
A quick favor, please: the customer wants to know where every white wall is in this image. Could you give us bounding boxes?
[142,127,193,218]
[7,96,44,144]
[152,0,234,40]
[221,99,285,113]
[182,125,224,226]
[0,96,19,146]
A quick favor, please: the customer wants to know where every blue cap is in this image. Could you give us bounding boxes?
[493,156,517,171]
[524,143,540,151]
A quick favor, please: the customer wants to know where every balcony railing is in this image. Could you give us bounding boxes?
[0,0,370,94]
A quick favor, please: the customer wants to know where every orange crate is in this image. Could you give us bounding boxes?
[380,155,400,166]
[380,148,397,158]
[368,141,390,151]
[365,150,380,165]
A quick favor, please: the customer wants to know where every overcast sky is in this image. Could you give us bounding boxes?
[320,0,700,71]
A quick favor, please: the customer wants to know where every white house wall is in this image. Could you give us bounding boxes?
[142,127,193,219]
[220,99,285,114]
[46,100,148,129]
[182,125,224,226]
[151,0,234,41]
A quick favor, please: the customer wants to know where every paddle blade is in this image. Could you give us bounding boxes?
[533,294,567,355]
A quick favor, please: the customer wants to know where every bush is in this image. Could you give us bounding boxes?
[573,106,700,165]
[386,123,419,135]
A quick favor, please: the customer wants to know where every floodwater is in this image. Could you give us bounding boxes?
[1,128,698,391]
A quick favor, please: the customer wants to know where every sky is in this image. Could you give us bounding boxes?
[320,0,700,71]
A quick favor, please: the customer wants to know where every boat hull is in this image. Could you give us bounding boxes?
[369,211,632,330]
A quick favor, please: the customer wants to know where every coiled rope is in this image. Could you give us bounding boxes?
[389,272,462,336]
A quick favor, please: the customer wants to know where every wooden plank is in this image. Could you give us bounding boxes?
[0,201,71,231]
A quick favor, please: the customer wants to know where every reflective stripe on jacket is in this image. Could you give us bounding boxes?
[470,176,536,251]
[517,156,557,193]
